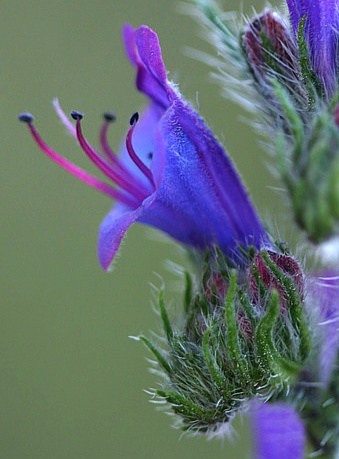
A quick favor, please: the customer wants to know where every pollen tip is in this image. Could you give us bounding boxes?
[129,111,139,126]
[103,112,116,122]
[70,110,84,121]
[18,112,34,124]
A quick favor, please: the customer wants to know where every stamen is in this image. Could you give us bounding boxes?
[19,115,137,207]
[70,110,83,121]
[99,112,157,195]
[103,112,116,122]
[126,112,154,185]
[99,112,122,165]
[18,113,34,124]
[129,112,139,125]
[73,112,150,201]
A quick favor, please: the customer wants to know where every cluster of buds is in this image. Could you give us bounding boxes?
[276,96,339,242]
[242,7,339,245]
[140,246,311,434]
[195,0,339,246]
[242,10,308,113]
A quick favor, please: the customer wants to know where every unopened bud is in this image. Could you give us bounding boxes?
[242,10,306,107]
[139,246,311,434]
[296,108,339,242]
[250,250,304,312]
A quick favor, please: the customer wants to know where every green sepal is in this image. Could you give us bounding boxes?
[261,251,311,362]
[251,263,267,300]
[301,351,339,457]
[254,290,280,374]
[157,389,206,419]
[254,290,300,382]
[140,245,312,434]
[237,288,257,325]
[139,335,172,375]
[297,16,324,102]
[225,270,249,377]
[271,79,339,243]
[184,271,193,315]
[271,79,304,158]
[202,327,228,391]
[159,290,173,343]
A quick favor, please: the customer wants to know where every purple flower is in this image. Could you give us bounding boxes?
[286,0,339,96]
[19,24,268,270]
[251,403,306,459]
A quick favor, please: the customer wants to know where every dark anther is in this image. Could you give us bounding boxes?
[103,112,116,122]
[70,110,84,121]
[18,113,34,124]
[147,152,153,160]
[129,112,139,126]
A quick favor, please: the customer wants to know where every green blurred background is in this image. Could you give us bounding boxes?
[2,0,283,457]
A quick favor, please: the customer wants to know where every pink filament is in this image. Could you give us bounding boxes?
[27,123,138,207]
[75,119,151,201]
[99,119,143,182]
[99,120,121,166]
[125,123,154,186]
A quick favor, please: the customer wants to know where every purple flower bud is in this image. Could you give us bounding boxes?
[243,10,301,89]
[205,272,227,302]
[250,250,304,313]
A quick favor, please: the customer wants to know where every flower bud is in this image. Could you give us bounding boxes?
[139,247,311,435]
[250,250,304,312]
[281,99,339,242]
[242,10,306,107]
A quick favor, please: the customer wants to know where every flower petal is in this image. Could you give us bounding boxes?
[287,0,339,95]
[98,193,156,270]
[251,403,306,459]
[139,99,269,259]
[286,0,303,33]
[97,24,270,268]
[118,102,165,185]
[123,24,176,108]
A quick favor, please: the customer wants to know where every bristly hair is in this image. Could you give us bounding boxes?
[181,0,261,112]
[181,1,314,144]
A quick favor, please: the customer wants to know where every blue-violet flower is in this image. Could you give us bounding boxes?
[19,24,269,269]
